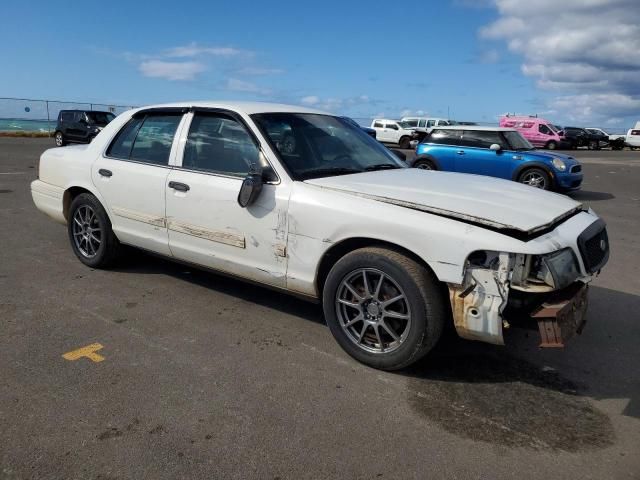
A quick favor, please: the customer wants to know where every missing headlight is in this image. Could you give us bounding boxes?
[512,249,580,292]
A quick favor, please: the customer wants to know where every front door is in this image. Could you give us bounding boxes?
[91,111,186,255]
[455,130,513,178]
[165,111,289,287]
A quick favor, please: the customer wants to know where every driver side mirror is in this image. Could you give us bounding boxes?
[237,163,264,208]
[490,143,502,152]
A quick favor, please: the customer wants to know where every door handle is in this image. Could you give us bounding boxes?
[456,150,465,155]
[168,181,190,192]
[98,169,112,177]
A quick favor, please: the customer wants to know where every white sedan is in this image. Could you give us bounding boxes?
[31,102,609,370]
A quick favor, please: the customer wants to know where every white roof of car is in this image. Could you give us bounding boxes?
[131,101,329,115]
[432,125,516,132]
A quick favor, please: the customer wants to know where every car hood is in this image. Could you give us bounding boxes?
[305,169,582,235]
[523,150,580,165]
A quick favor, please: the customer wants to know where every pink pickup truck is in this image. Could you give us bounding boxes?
[499,115,568,150]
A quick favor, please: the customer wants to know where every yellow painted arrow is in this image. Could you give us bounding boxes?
[62,343,105,363]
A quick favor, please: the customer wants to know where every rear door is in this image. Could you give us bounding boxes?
[91,110,186,255]
[66,112,86,141]
[455,130,513,178]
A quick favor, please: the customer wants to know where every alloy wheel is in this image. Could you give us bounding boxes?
[520,171,547,189]
[72,205,102,258]
[335,268,412,354]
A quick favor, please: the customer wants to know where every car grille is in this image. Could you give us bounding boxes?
[578,220,609,273]
[570,165,582,173]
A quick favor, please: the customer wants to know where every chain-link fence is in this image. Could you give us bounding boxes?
[0,97,137,135]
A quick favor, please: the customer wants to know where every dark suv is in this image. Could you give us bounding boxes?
[54,110,116,146]
[561,127,603,150]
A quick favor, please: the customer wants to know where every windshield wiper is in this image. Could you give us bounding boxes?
[364,163,400,171]
[301,167,362,179]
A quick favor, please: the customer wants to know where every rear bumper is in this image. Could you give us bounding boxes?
[31,180,66,224]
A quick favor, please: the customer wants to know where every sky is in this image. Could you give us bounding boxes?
[1,0,639,129]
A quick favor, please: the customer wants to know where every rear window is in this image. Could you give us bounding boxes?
[373,121,383,128]
[631,130,640,136]
[428,129,462,145]
[107,113,182,165]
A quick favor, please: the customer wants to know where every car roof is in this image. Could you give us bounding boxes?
[60,109,113,113]
[133,101,329,116]
[372,118,399,122]
[431,125,516,132]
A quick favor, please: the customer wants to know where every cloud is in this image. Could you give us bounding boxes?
[139,60,206,81]
[163,43,247,58]
[300,95,320,105]
[226,78,272,95]
[298,95,372,112]
[400,109,426,117]
[235,66,284,75]
[480,0,640,124]
[478,49,500,64]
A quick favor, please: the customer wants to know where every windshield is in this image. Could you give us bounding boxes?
[398,121,413,129]
[252,113,405,180]
[503,131,535,151]
[549,124,561,133]
[87,112,116,125]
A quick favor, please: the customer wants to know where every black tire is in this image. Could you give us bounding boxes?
[54,131,66,147]
[413,159,436,170]
[399,136,410,149]
[518,167,552,190]
[588,140,599,150]
[322,247,445,371]
[546,140,557,150]
[67,193,121,268]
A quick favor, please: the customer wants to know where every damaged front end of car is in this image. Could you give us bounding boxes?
[447,234,608,348]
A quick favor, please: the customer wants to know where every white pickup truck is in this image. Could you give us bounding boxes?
[370,119,415,149]
[31,101,609,370]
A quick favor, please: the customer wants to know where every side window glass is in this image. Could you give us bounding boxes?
[404,119,418,127]
[427,120,435,128]
[418,119,426,127]
[461,130,504,149]
[429,129,461,145]
[107,117,144,159]
[129,115,182,165]
[539,124,551,135]
[373,122,383,128]
[183,114,259,177]
[387,123,399,130]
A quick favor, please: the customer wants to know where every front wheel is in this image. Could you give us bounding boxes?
[323,247,445,370]
[518,168,551,190]
[588,140,599,150]
[546,141,557,150]
[398,136,411,149]
[68,193,121,268]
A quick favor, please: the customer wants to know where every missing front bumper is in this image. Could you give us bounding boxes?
[531,283,588,347]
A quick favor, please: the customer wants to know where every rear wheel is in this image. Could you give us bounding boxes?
[67,193,121,268]
[518,168,551,190]
[413,159,436,170]
[323,247,445,370]
[54,131,66,147]
[399,136,410,149]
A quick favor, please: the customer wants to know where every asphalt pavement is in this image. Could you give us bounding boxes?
[1,137,639,479]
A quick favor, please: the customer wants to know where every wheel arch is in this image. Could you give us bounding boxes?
[315,237,447,299]
[408,153,441,169]
[62,185,112,223]
[511,162,556,186]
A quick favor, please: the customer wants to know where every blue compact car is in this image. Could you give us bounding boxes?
[409,126,583,191]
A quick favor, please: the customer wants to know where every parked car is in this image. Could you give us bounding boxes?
[400,117,452,129]
[370,119,415,148]
[626,128,640,149]
[341,116,376,139]
[410,126,583,191]
[561,127,604,150]
[31,102,608,370]
[54,110,116,147]
[586,128,626,150]
[499,115,568,150]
